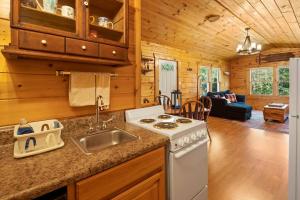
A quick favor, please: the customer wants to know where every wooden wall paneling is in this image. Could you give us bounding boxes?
[141,41,230,105]
[229,48,300,110]
[0,19,10,46]
[134,0,141,108]
[0,0,10,20]
[0,0,138,126]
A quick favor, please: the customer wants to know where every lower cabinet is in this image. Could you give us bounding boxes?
[112,172,162,200]
[68,147,166,200]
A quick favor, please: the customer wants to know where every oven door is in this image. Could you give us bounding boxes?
[169,139,208,200]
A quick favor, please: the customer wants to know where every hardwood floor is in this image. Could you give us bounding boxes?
[207,116,289,200]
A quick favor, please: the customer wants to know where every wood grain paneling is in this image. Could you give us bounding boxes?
[141,41,230,105]
[142,0,300,60]
[230,48,300,110]
[0,0,138,126]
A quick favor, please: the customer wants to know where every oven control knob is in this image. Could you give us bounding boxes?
[184,137,190,144]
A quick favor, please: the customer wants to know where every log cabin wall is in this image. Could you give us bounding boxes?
[141,41,230,105]
[230,48,300,110]
[0,0,138,126]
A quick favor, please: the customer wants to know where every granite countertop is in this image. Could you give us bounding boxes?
[0,122,169,200]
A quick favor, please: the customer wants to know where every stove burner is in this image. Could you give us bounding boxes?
[158,115,172,119]
[176,118,192,124]
[154,122,178,129]
[140,119,156,123]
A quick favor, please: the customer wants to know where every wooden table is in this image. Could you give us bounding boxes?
[263,104,289,123]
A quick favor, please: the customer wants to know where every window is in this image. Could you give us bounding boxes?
[211,68,220,92]
[199,67,209,95]
[250,68,273,95]
[278,66,289,96]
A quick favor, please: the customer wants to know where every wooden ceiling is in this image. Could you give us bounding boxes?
[141,0,300,60]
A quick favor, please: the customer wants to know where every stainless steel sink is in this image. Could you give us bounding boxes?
[72,128,139,155]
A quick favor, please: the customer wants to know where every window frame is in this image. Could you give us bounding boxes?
[211,67,221,93]
[277,66,289,97]
[250,67,274,96]
[198,66,210,96]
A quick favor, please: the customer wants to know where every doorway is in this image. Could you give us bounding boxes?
[157,59,178,97]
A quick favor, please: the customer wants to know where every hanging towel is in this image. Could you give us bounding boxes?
[96,73,111,109]
[69,72,96,107]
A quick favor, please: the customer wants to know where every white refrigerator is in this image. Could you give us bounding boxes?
[289,58,300,200]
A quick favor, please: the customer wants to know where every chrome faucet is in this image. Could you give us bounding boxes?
[96,95,104,127]
[95,95,115,130]
[100,115,115,130]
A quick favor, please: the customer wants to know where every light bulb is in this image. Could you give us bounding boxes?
[236,44,242,52]
[257,44,262,50]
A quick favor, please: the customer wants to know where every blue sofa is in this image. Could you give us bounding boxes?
[207,90,252,121]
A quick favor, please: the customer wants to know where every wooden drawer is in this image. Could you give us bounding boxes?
[76,147,165,200]
[19,30,65,53]
[66,38,99,57]
[99,44,128,60]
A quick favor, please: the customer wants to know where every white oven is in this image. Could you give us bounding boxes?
[125,106,208,200]
[169,138,208,200]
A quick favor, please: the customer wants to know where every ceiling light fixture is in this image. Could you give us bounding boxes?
[236,28,262,55]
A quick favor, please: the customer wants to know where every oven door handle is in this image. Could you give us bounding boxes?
[174,138,208,159]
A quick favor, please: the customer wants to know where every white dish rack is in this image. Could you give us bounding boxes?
[13,119,64,158]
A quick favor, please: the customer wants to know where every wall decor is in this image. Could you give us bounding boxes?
[160,59,176,71]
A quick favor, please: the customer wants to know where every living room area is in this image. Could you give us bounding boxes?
[203,48,291,134]
[140,1,297,199]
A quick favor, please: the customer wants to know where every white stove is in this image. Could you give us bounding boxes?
[126,105,208,200]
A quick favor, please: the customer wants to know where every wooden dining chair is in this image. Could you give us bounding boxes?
[179,100,205,120]
[199,96,212,142]
[155,95,171,110]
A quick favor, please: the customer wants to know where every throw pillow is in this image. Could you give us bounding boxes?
[225,93,237,103]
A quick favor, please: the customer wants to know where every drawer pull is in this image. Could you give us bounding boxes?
[84,0,89,6]
[112,50,117,55]
[81,45,87,50]
[41,40,47,45]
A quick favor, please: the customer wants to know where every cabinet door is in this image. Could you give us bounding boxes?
[14,0,82,37]
[84,0,128,45]
[112,172,164,200]
[76,147,165,200]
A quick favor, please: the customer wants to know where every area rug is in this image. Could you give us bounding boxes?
[245,110,289,134]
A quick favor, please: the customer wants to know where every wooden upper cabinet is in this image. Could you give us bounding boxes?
[86,0,128,46]
[3,0,130,66]
[12,0,82,37]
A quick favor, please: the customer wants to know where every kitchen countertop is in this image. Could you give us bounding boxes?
[0,122,169,200]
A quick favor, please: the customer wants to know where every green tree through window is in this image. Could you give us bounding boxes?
[250,68,273,95]
[199,67,209,95]
[211,68,220,92]
[278,67,289,96]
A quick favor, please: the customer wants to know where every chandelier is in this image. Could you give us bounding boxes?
[236,28,262,55]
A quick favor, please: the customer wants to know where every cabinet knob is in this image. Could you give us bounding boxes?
[41,40,47,45]
[112,50,117,55]
[81,45,87,50]
[83,0,89,6]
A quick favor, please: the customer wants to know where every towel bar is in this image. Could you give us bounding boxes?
[55,70,118,77]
